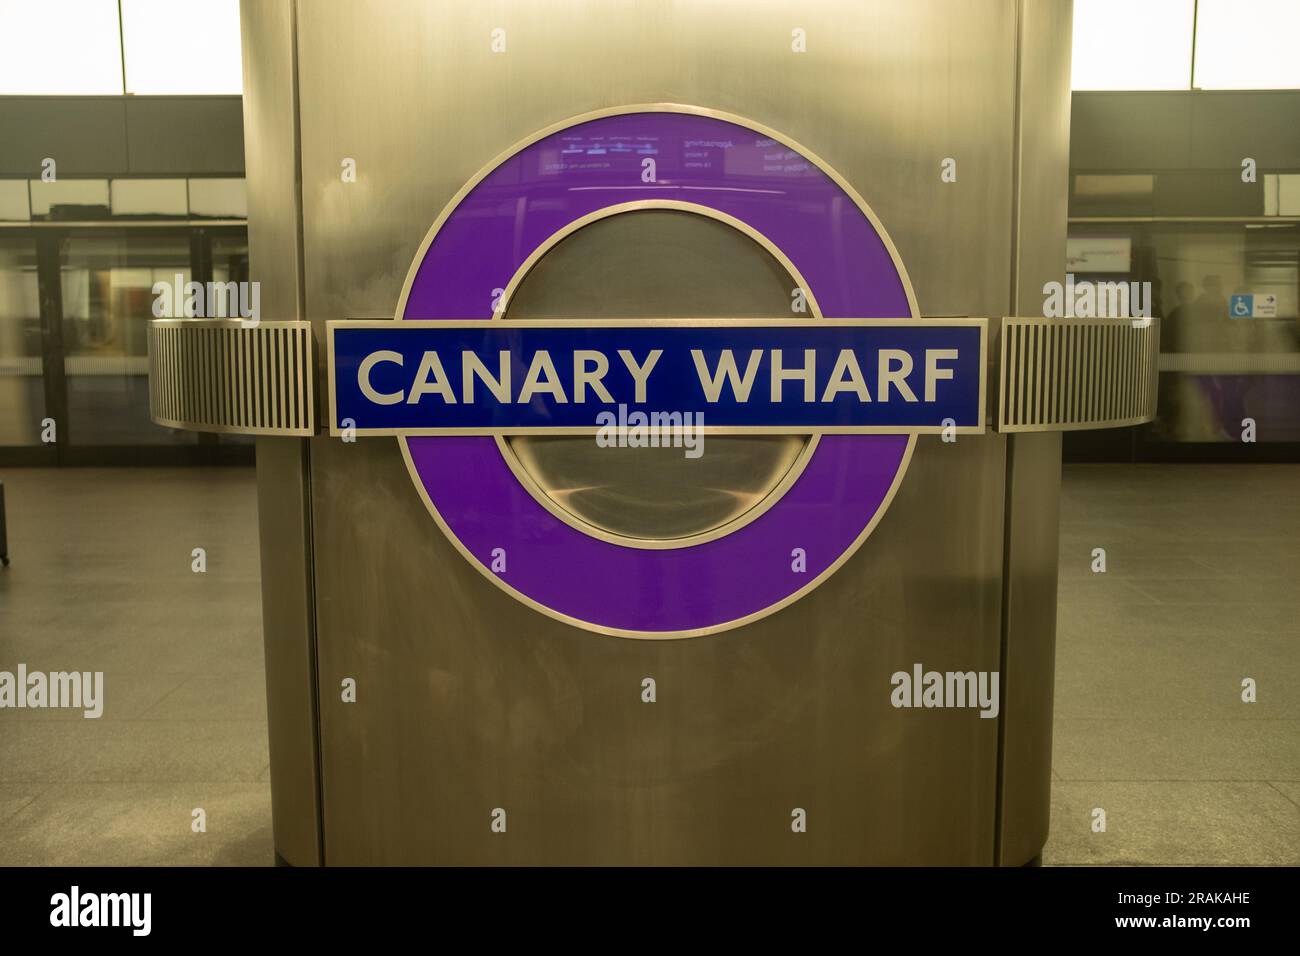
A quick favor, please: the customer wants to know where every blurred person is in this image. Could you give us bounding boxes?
[1152,280,1196,439]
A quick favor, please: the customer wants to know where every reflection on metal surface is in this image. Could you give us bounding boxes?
[996,317,1160,432]
[506,434,810,543]
[497,203,826,318]
[147,319,314,435]
[502,206,812,545]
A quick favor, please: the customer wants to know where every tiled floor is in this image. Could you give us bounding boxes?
[1,463,1296,865]
[0,468,271,865]
[1042,464,1300,865]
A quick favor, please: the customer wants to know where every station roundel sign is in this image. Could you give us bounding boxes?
[341,105,982,639]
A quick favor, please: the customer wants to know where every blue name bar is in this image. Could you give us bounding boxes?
[327,319,987,435]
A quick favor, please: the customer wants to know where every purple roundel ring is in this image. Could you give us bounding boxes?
[396,107,917,637]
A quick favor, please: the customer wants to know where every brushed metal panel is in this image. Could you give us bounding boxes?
[1011,0,1072,320]
[241,0,304,325]
[240,0,323,867]
[291,0,1020,864]
[253,435,323,866]
[309,431,1005,864]
[996,0,1071,866]
[995,430,1061,866]
[293,0,1015,325]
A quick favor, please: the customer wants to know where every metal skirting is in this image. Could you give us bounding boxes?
[148,315,1161,436]
[147,319,315,435]
[996,316,1160,432]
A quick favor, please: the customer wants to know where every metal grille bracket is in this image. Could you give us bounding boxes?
[147,319,315,436]
[147,316,1160,437]
[995,316,1160,432]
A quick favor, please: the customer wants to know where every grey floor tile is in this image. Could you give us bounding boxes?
[1051,464,1300,862]
[0,719,270,784]
[1121,575,1300,607]
[1055,576,1162,608]
[1053,628,1300,719]
[1059,533,1285,562]
[1052,718,1300,782]
[1269,781,1300,809]
[0,783,273,866]
[1190,551,1300,578]
[0,671,187,721]
[139,670,268,722]
[0,785,45,826]
[1043,781,1300,866]
[1056,598,1300,640]
[1057,555,1224,581]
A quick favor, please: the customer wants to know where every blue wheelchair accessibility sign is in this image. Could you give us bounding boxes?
[1230,294,1253,318]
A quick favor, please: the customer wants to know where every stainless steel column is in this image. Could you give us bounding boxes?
[240,0,323,867]
[229,0,1080,865]
[996,0,1073,867]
